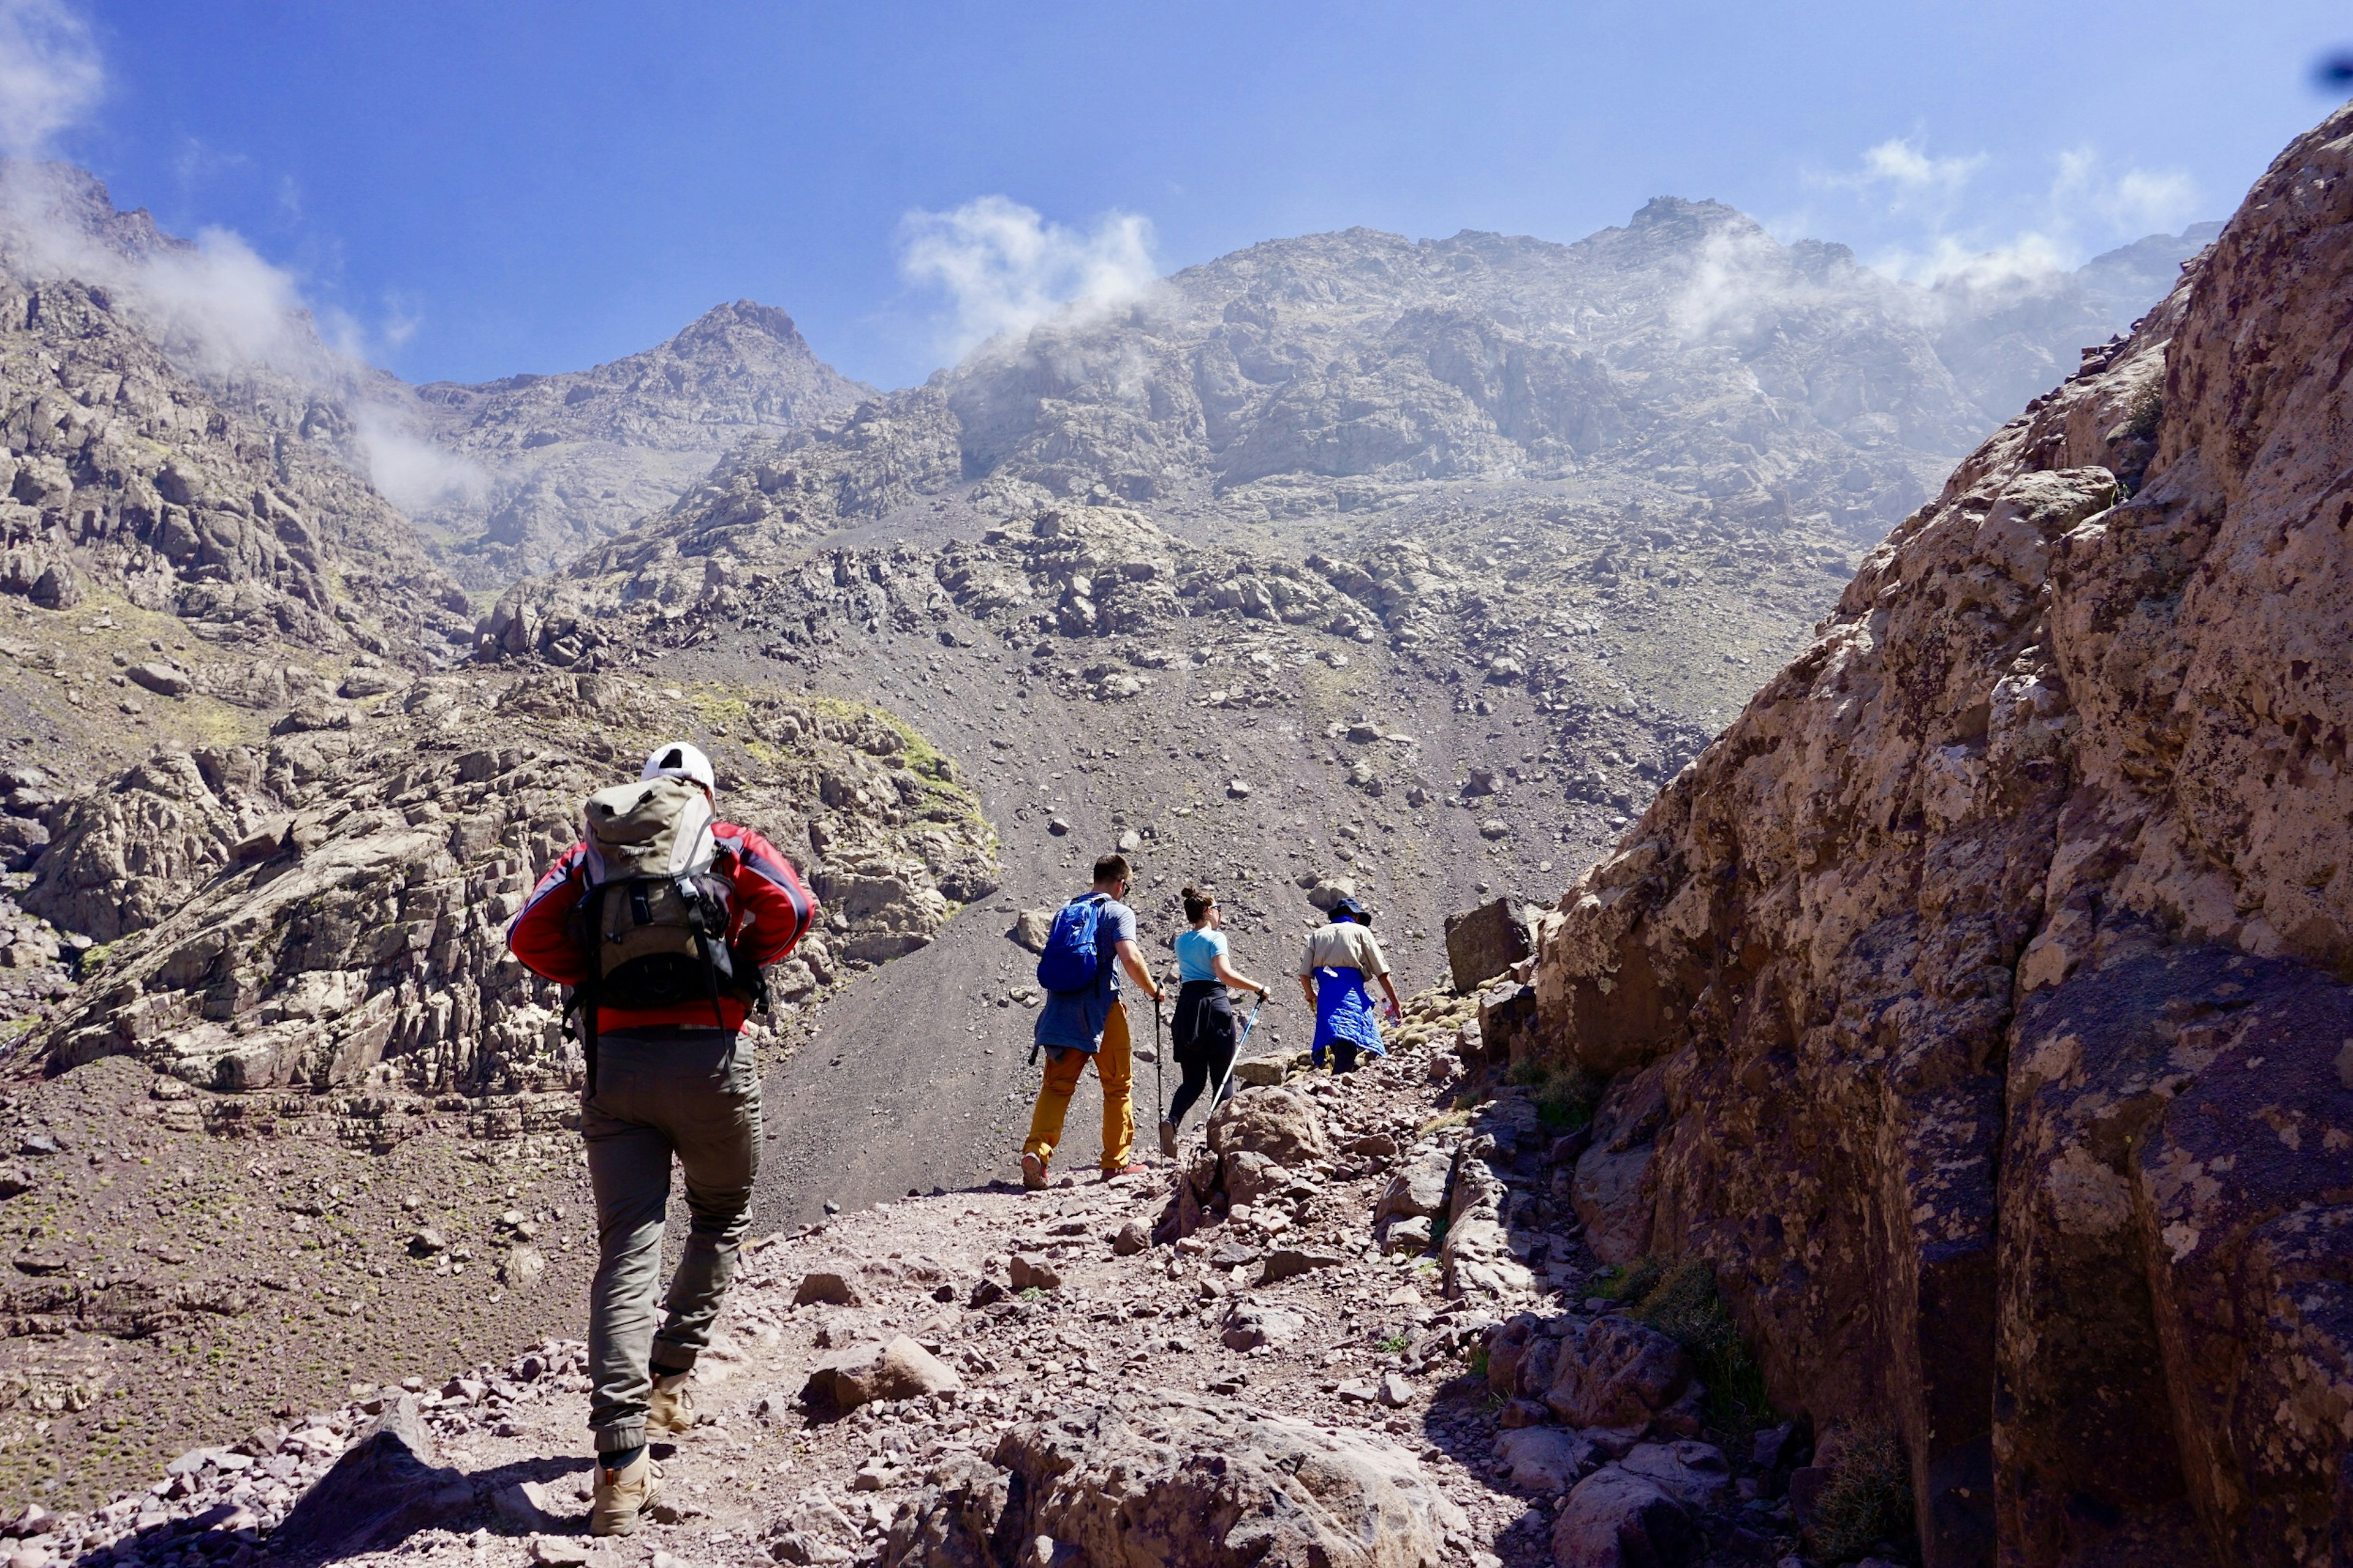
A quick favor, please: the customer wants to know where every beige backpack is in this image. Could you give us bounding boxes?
[571,777,740,1021]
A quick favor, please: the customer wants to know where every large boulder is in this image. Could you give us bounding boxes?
[794,1268,868,1307]
[1618,1441,1730,1512]
[1207,1085,1328,1167]
[1550,1466,1699,1568]
[800,1335,963,1412]
[1012,908,1054,952]
[882,1390,1468,1568]
[1439,1214,1536,1306]
[1494,1426,1595,1492]
[1377,1149,1453,1221]
[1443,897,1531,993]
[1545,1318,1703,1436]
[270,1395,477,1561]
[1221,1148,1286,1206]
[1220,1301,1305,1350]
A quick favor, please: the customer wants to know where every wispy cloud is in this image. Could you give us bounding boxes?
[351,404,487,513]
[1816,137,1987,223]
[0,0,99,160]
[1805,135,2203,294]
[2052,146,2198,236]
[0,0,475,511]
[898,195,1158,363]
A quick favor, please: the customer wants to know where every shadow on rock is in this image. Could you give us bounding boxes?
[263,1396,478,1563]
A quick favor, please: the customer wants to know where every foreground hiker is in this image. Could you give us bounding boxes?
[1298,895,1401,1074]
[509,741,816,1536]
[1024,852,1164,1186]
[1159,884,1269,1155]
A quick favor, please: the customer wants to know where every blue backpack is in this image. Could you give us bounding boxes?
[1036,895,1110,994]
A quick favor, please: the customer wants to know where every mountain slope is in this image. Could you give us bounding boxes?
[0,170,473,805]
[402,300,874,585]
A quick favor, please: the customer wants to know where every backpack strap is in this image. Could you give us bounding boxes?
[559,860,602,1094]
[566,975,601,1095]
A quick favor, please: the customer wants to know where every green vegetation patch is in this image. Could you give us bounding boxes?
[1808,1426,1914,1564]
[1590,1256,1776,1439]
[1507,1059,1602,1131]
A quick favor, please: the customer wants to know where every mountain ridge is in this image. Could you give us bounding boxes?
[401,298,876,584]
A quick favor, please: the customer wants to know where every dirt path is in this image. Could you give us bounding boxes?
[51,992,1809,1568]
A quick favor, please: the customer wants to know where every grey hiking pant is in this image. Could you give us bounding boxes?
[582,1027,761,1455]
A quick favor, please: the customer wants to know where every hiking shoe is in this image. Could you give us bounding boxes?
[591,1453,663,1537]
[1021,1152,1048,1191]
[1158,1119,1178,1159]
[1102,1163,1149,1179]
[648,1370,694,1435]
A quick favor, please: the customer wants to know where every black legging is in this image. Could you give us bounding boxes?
[1165,980,1237,1129]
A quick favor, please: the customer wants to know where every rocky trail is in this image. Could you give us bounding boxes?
[15,990,1873,1568]
[552,494,1843,1217]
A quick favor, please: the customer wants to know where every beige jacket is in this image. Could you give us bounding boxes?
[1297,920,1390,978]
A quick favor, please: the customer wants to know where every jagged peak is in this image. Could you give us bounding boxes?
[669,297,819,352]
[0,157,194,272]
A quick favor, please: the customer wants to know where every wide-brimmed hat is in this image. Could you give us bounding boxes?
[1328,896,1371,923]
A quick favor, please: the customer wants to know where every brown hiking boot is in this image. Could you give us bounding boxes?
[647,1371,694,1435]
[1021,1152,1048,1191]
[590,1452,663,1537]
[1158,1119,1178,1159]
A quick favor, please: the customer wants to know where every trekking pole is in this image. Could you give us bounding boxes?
[1205,992,1268,1123]
[1153,993,1167,1151]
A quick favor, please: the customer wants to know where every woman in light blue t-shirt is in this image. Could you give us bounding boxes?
[1161,886,1269,1156]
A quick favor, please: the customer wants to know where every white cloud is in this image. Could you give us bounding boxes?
[2053,146,2199,237]
[0,0,479,515]
[1673,225,1814,339]
[1870,230,2074,294]
[1806,135,2201,298]
[898,195,1158,362]
[1830,138,1988,221]
[352,405,487,514]
[0,0,99,159]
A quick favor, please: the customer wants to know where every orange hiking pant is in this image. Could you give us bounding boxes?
[1022,999,1134,1172]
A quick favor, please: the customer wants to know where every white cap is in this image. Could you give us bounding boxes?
[640,741,716,793]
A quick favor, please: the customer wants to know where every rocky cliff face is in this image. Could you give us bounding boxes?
[23,667,995,1096]
[405,300,874,585]
[0,264,464,648]
[0,167,475,812]
[1528,104,2353,1566]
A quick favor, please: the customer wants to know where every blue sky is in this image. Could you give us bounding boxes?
[22,0,2353,390]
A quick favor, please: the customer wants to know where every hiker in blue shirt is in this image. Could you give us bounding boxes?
[1158,885,1271,1156]
[1022,853,1164,1187]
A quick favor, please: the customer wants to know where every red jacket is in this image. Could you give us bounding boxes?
[507,822,818,1034]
